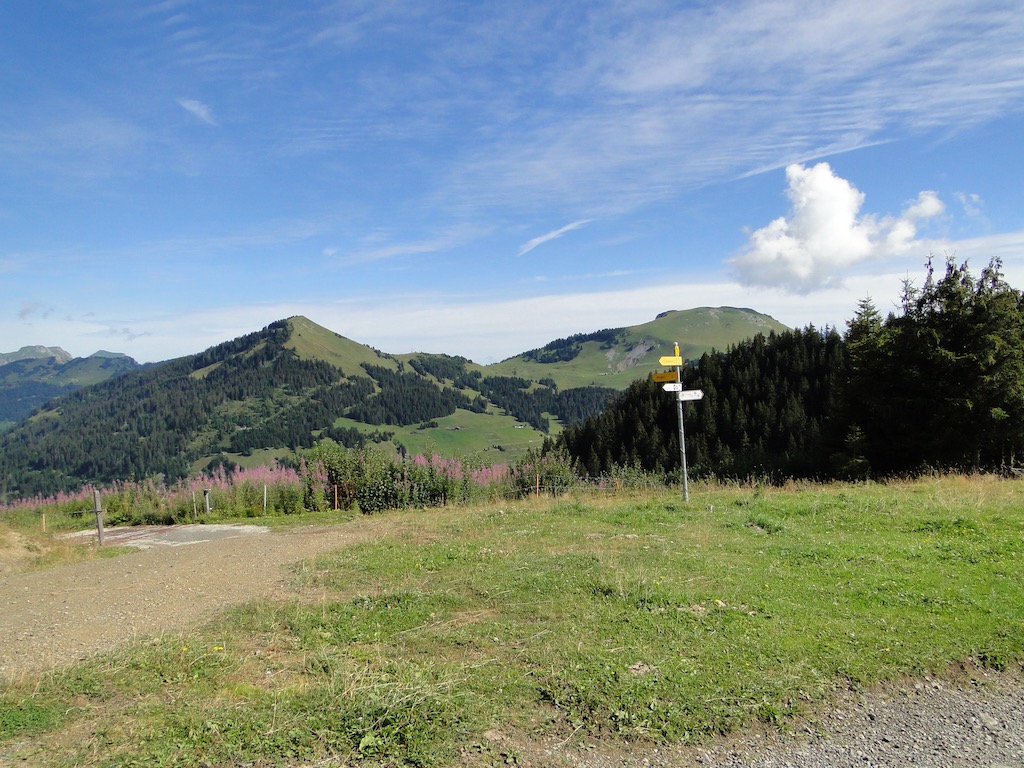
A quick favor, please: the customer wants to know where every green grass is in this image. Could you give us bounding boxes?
[386,409,551,459]
[3,476,1023,766]
[286,315,400,373]
[326,409,552,464]
[485,307,790,390]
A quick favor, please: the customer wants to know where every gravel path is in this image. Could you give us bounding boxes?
[2,522,1022,767]
[0,523,375,681]
[499,671,1024,768]
[697,677,1024,767]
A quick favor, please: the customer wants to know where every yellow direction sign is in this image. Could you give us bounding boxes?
[659,355,683,367]
[651,371,679,383]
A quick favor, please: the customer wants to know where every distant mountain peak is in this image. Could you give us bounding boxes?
[0,345,73,365]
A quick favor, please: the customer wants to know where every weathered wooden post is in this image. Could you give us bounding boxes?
[203,488,212,515]
[93,489,104,546]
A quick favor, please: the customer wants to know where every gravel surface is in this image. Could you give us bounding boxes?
[698,676,1024,767]
[494,672,1024,768]
[0,523,374,681]
[2,522,1021,767]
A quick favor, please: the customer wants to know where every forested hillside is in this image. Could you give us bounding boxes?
[0,350,140,429]
[0,319,616,499]
[556,257,1024,480]
[558,327,845,478]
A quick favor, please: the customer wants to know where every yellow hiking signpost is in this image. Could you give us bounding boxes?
[658,342,700,501]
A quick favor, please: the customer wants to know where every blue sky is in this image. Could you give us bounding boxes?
[3,1,1023,364]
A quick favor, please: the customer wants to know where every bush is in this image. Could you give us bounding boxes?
[505,449,580,498]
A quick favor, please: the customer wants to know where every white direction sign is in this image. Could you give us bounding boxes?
[677,389,704,401]
[662,382,683,392]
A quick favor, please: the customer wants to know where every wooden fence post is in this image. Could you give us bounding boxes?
[93,489,104,546]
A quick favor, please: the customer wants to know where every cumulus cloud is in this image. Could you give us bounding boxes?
[730,163,943,293]
[176,98,218,126]
[518,219,594,256]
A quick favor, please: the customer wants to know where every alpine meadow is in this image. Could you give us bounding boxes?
[3,258,1024,767]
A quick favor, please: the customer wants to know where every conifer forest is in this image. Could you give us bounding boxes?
[556,257,1024,480]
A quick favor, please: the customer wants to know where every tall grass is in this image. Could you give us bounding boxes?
[1,443,670,533]
[0,464,307,530]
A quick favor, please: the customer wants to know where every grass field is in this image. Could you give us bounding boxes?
[386,410,552,460]
[2,476,1023,766]
[325,408,553,464]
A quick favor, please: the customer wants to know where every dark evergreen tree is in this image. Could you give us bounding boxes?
[846,256,1024,473]
[557,327,847,480]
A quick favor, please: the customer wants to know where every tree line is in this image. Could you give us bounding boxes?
[556,257,1024,480]
[0,322,617,499]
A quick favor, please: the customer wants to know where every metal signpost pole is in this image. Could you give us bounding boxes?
[676,362,689,501]
[659,343,704,503]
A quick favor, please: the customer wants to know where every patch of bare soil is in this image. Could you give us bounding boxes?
[0,522,376,681]
[0,529,35,575]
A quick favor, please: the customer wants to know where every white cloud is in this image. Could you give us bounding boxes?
[518,219,594,256]
[176,98,218,126]
[903,190,943,221]
[446,1,1024,218]
[9,224,1024,364]
[340,224,482,264]
[956,192,984,219]
[730,163,944,293]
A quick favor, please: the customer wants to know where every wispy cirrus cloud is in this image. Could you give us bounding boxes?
[327,223,485,265]
[448,0,1024,217]
[518,219,594,256]
[17,301,55,321]
[0,108,145,183]
[176,98,218,126]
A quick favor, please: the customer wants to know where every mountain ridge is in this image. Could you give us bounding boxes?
[0,349,142,428]
[0,345,74,366]
[0,308,788,499]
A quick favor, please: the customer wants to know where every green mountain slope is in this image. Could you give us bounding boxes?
[485,307,789,388]
[0,349,140,430]
[0,309,786,499]
[285,315,400,372]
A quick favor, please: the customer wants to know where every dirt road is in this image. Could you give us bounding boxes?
[1,522,373,681]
